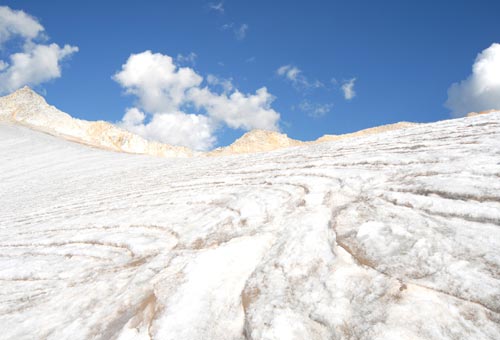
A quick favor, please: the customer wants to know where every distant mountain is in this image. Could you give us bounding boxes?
[0,87,194,157]
[0,87,429,157]
[1,87,498,159]
[207,129,302,156]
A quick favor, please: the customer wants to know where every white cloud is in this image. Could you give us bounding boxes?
[298,100,333,118]
[277,65,300,81]
[277,64,323,90]
[114,51,281,150]
[176,52,197,66]
[119,108,216,151]
[188,87,280,131]
[235,24,248,40]
[121,107,146,126]
[113,51,202,113]
[445,43,500,117]
[0,60,8,71]
[0,6,78,95]
[0,43,78,94]
[221,23,249,40]
[206,74,234,92]
[0,6,44,45]
[208,2,224,14]
[341,78,356,100]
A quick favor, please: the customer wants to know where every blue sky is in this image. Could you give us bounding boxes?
[1,0,499,149]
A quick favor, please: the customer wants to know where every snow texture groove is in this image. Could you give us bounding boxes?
[0,112,499,339]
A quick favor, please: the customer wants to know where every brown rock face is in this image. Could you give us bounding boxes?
[207,129,303,156]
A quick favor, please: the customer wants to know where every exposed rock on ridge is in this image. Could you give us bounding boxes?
[207,129,302,156]
[0,87,194,157]
[3,87,495,158]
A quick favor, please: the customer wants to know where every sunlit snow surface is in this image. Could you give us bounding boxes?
[1,113,499,339]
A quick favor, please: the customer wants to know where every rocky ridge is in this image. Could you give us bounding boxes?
[1,87,498,158]
[0,87,420,157]
[0,87,194,157]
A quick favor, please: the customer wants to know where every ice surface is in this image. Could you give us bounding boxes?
[0,110,499,339]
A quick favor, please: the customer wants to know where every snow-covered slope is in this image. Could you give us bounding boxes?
[314,121,418,143]
[467,109,500,117]
[1,110,499,339]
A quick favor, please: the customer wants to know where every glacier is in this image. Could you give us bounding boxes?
[0,89,499,339]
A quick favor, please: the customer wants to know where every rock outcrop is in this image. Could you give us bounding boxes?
[4,87,490,159]
[0,86,194,157]
[207,129,302,156]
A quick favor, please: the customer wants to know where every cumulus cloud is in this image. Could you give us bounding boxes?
[341,78,356,100]
[298,100,333,118]
[188,87,279,131]
[0,6,44,45]
[119,108,216,151]
[0,43,78,94]
[113,51,202,113]
[445,43,500,117]
[0,6,78,95]
[277,64,323,90]
[206,74,234,92]
[114,51,280,150]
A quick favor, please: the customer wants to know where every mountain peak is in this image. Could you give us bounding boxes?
[9,86,45,102]
[17,85,37,94]
[0,88,194,157]
[208,129,302,156]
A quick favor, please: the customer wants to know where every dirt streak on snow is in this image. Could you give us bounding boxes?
[0,92,500,339]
